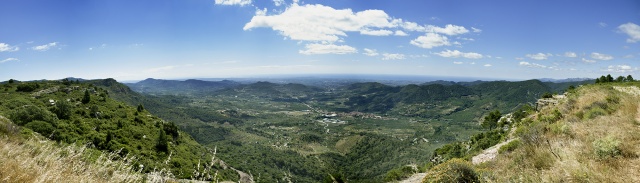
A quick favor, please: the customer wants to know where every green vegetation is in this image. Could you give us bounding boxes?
[0,79,237,181]
[422,158,480,183]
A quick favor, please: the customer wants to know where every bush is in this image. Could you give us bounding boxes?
[593,136,620,159]
[16,83,39,92]
[9,105,56,125]
[498,139,521,154]
[24,120,55,136]
[584,107,607,119]
[422,158,479,183]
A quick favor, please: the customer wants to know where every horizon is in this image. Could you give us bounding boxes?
[3,73,601,84]
[1,0,639,81]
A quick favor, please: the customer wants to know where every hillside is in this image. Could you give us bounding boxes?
[0,79,239,181]
[411,81,640,182]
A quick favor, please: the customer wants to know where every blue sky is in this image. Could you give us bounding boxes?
[1,0,639,81]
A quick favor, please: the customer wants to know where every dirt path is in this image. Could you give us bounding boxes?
[471,139,515,165]
[397,173,426,183]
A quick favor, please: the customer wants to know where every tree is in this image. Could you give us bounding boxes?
[482,110,502,130]
[599,76,607,83]
[156,129,169,153]
[606,74,614,82]
[8,79,15,84]
[595,78,600,83]
[137,104,145,112]
[616,76,625,82]
[53,100,73,120]
[627,75,634,82]
[82,90,91,104]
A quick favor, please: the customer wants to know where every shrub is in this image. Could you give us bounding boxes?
[584,107,607,119]
[16,83,40,92]
[593,136,620,159]
[422,158,479,183]
[498,139,521,154]
[24,120,55,136]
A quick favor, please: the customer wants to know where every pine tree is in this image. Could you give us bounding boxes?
[82,90,91,104]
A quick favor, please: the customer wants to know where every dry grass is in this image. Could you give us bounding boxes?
[0,135,144,183]
[480,84,640,183]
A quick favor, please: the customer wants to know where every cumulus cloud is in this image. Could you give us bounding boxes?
[471,27,482,33]
[243,4,473,53]
[519,61,547,68]
[525,53,552,60]
[484,64,492,67]
[32,42,58,51]
[618,22,640,43]
[215,0,252,6]
[427,24,469,36]
[360,29,393,36]
[363,48,379,56]
[273,0,284,6]
[381,53,405,60]
[299,43,357,55]
[394,30,408,36]
[582,58,596,63]
[244,4,400,42]
[0,58,19,63]
[590,52,613,60]
[453,61,463,65]
[434,49,483,59]
[410,33,450,49]
[563,52,577,58]
[0,43,19,52]
[603,65,637,73]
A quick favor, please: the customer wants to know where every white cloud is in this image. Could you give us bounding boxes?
[453,61,463,65]
[590,52,613,60]
[623,54,634,58]
[582,58,596,63]
[515,57,524,60]
[244,4,399,42]
[410,33,450,49]
[618,23,640,43]
[32,42,58,51]
[381,53,405,60]
[604,65,637,73]
[563,52,577,58]
[255,8,267,16]
[484,64,492,67]
[299,43,357,55]
[394,30,408,36]
[434,49,483,59]
[215,0,252,6]
[427,24,469,36]
[360,29,393,36]
[0,43,19,52]
[363,48,379,56]
[470,62,476,65]
[525,53,552,60]
[519,61,547,68]
[0,58,19,63]
[273,0,284,6]
[599,22,608,27]
[471,27,482,33]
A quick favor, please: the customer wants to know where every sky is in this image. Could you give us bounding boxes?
[0,0,639,81]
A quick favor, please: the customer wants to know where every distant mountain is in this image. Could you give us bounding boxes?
[538,77,593,83]
[125,78,241,95]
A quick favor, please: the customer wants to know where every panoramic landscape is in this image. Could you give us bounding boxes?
[1,0,640,183]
